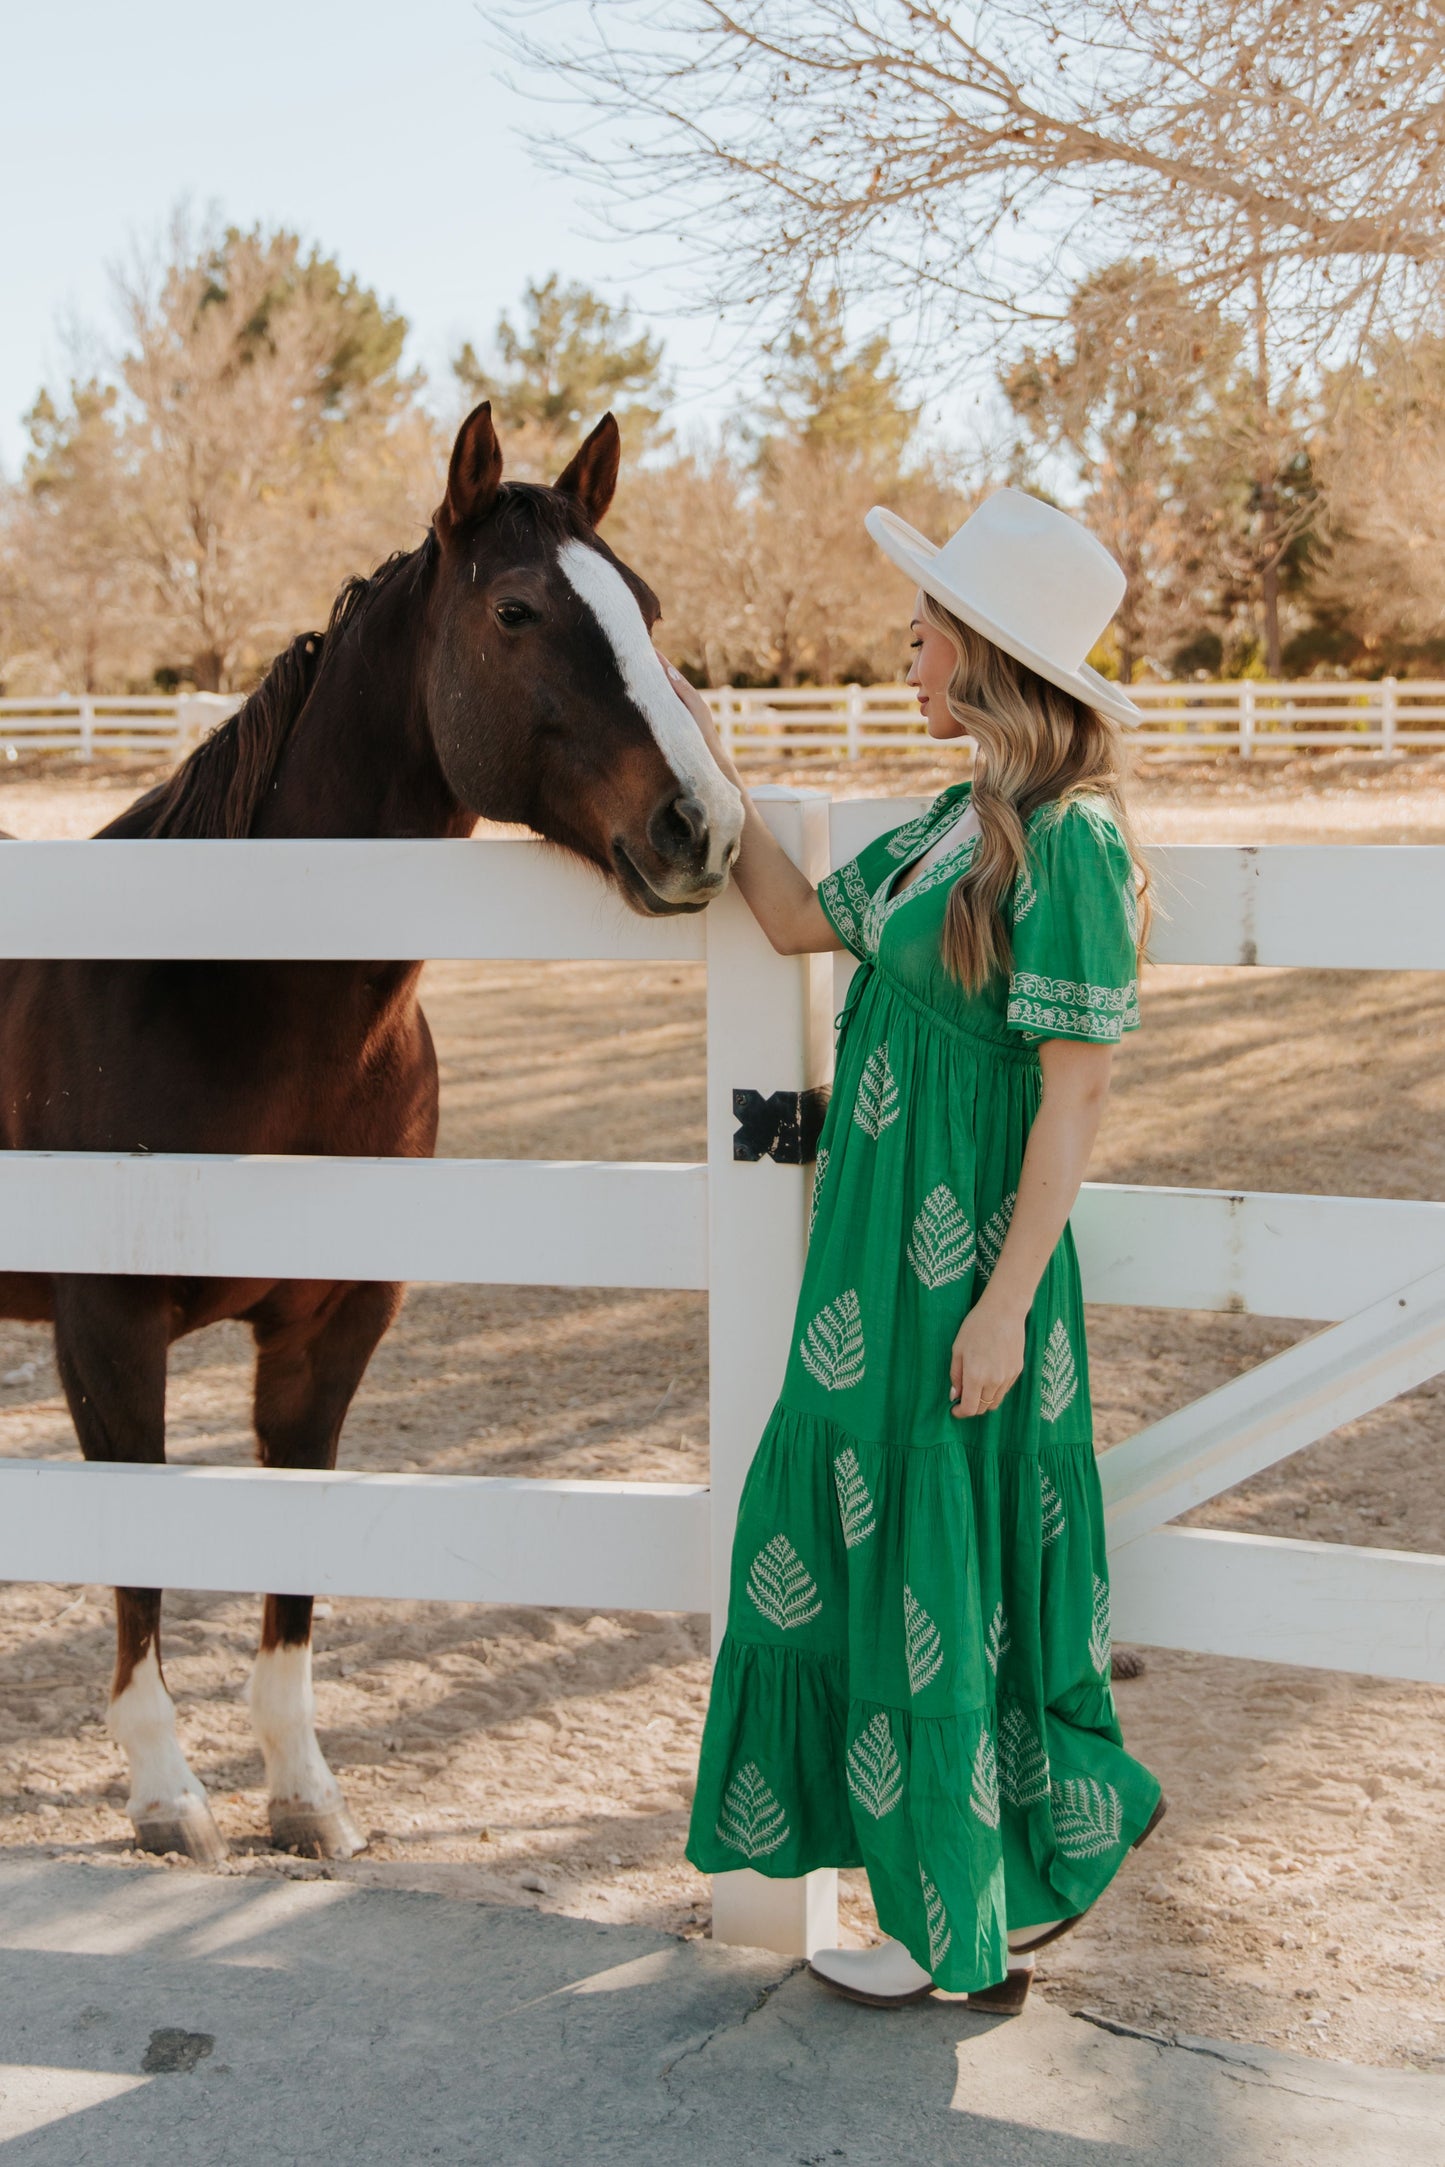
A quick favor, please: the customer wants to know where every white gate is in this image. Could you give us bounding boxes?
[1,788,1442,1957]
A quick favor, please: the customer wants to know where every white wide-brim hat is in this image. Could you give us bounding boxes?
[865,489,1142,729]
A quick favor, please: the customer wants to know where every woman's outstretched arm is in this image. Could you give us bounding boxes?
[949,1038,1114,1419]
[662,662,844,956]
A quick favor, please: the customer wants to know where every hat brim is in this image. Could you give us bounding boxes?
[865,505,1143,731]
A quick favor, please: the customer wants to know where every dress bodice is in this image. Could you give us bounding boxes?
[817,780,1141,1049]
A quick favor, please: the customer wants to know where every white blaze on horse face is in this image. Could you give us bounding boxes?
[557,539,744,876]
[248,1642,344,1814]
[108,1644,208,1820]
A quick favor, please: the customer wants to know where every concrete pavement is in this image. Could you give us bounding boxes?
[0,1859,1440,2166]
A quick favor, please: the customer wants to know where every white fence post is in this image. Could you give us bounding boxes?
[706,785,839,1958]
[78,698,95,763]
[1239,680,1256,760]
[1382,676,1398,755]
[845,684,863,761]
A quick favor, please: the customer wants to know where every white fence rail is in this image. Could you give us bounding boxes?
[0,693,240,761]
[706,679,1445,759]
[1,793,1443,1958]
[6,682,1443,763]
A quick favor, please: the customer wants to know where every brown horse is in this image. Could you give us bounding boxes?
[0,402,742,1863]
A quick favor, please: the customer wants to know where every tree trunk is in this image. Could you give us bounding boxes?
[1250,248,1284,679]
[1260,533,1283,677]
[192,648,224,693]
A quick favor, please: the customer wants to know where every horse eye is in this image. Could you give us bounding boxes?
[495,600,535,629]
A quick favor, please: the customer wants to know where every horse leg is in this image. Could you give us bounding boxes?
[246,1281,401,1859]
[52,1276,228,1865]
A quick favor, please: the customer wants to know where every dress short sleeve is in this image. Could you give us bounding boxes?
[816,789,964,963]
[1005,798,1141,1044]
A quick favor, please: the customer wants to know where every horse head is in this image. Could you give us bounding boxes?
[427,402,743,916]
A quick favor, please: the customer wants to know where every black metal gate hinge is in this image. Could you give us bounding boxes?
[732,1085,830,1164]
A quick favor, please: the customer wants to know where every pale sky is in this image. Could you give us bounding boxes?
[0,0,777,478]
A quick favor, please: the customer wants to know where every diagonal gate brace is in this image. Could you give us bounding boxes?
[1102,1261,1445,1552]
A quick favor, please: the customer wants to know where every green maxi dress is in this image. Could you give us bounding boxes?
[685,780,1163,1994]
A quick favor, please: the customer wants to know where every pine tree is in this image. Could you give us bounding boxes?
[454,274,667,465]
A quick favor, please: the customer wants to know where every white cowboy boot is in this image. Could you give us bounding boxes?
[808,1938,935,2006]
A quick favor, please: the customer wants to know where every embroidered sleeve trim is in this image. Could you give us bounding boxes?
[1007,972,1140,1043]
[817,856,877,960]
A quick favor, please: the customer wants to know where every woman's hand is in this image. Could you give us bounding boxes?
[949,1289,1027,1419]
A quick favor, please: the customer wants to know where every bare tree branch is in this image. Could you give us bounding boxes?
[492,0,1445,360]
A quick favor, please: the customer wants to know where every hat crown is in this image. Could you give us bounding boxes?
[931,489,1125,674]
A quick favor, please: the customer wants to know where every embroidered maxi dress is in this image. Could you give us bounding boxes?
[685,779,1163,1994]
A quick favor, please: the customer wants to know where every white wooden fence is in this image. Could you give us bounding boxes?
[706,680,1445,759]
[6,683,1445,764]
[0,694,241,762]
[0,791,1442,1961]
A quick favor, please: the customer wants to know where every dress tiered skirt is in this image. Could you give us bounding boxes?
[685,961,1162,1994]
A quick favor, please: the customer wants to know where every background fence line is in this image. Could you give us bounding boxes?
[706,680,1445,759]
[6,682,1445,763]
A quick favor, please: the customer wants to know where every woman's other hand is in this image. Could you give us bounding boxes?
[949,1291,1026,1419]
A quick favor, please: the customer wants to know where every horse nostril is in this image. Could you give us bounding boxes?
[651,790,709,862]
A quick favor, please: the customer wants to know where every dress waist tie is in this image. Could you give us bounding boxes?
[832,961,873,1041]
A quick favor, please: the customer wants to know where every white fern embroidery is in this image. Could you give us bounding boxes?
[1051,1775,1124,1860]
[1088,1573,1112,1677]
[807,1145,829,1245]
[1040,1472,1067,1549]
[746,1534,823,1631]
[904,1585,944,1695]
[832,1448,877,1549]
[846,1713,904,1820]
[853,1041,900,1138]
[998,1703,1051,1809]
[969,1730,1001,1829]
[1040,1319,1079,1424]
[1013,866,1038,923]
[799,1288,866,1391]
[984,1601,1012,1676]
[977,1193,1016,1282]
[715,1762,791,1859]
[920,1868,952,1968]
[1123,873,1140,946]
[906,1183,976,1290]
[885,808,935,859]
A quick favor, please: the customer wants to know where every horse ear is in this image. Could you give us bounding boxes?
[554,413,621,527]
[436,401,504,541]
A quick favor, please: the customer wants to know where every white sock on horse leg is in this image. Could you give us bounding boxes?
[248,1643,343,1814]
[108,1643,207,1821]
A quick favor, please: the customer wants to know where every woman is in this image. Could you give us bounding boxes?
[670,489,1165,2010]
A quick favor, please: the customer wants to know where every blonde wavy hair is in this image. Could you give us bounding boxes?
[917,590,1151,993]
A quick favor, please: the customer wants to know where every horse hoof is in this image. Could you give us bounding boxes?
[133,1795,229,1867]
[269,1806,367,1860]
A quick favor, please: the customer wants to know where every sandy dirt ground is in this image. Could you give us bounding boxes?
[2,747,1444,2071]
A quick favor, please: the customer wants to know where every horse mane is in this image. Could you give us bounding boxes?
[99,537,438,840]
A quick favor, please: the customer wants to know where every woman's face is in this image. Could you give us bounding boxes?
[906,593,967,740]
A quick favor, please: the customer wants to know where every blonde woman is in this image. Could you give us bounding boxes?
[668,490,1165,2010]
